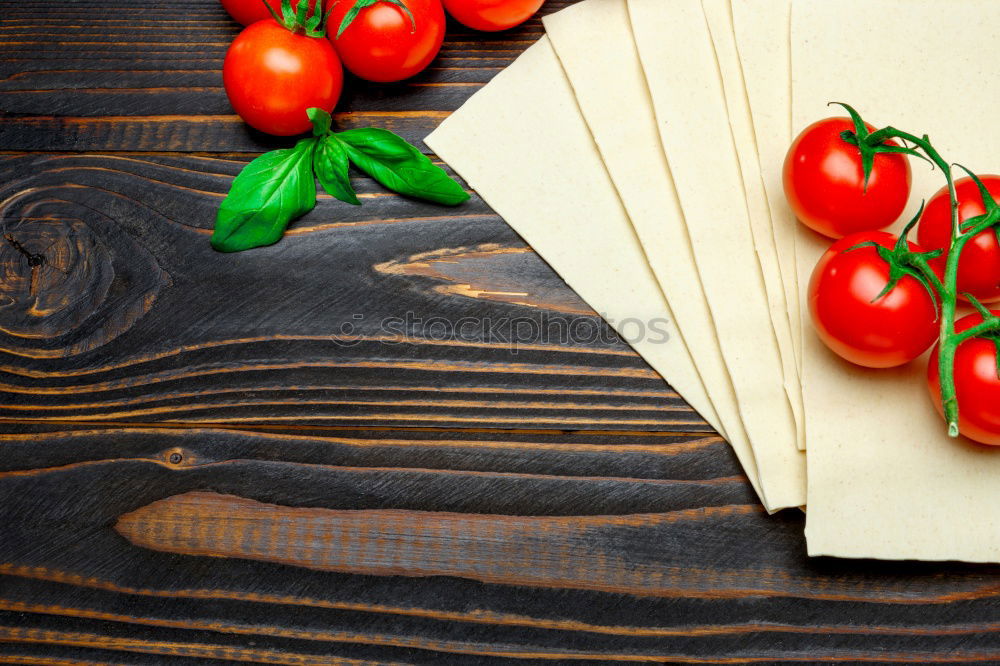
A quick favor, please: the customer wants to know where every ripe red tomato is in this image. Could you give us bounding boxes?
[223,20,343,136]
[442,0,544,31]
[917,175,1000,305]
[220,0,320,26]
[784,117,911,239]
[809,231,939,368]
[927,312,1000,446]
[326,0,445,82]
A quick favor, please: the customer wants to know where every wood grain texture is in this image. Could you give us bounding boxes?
[0,151,706,429]
[6,425,1000,663]
[5,0,1000,664]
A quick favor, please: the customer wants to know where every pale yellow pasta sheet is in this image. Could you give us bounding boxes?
[425,38,725,437]
[629,0,806,509]
[794,0,1000,561]
[731,0,801,381]
[701,0,805,452]
[543,0,764,505]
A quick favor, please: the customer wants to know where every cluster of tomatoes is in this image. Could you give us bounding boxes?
[784,116,1000,445]
[219,0,544,136]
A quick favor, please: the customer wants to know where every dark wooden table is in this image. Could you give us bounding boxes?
[3,2,1000,663]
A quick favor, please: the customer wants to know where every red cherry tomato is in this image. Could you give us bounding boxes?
[326,0,445,82]
[223,20,343,136]
[784,117,912,239]
[220,0,321,26]
[928,311,1000,446]
[442,0,544,31]
[809,231,939,368]
[917,175,1000,305]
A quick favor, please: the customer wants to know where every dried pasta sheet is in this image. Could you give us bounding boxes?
[629,0,805,509]
[731,0,801,380]
[794,0,1000,561]
[701,0,804,452]
[425,38,725,437]
[542,0,764,506]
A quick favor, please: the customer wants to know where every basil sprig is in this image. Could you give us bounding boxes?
[212,138,317,253]
[314,133,359,206]
[336,128,471,206]
[211,108,469,253]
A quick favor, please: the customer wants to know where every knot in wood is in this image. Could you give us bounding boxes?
[0,218,112,341]
[0,196,170,357]
[163,448,191,467]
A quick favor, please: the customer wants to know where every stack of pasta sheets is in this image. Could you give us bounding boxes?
[425,0,1000,562]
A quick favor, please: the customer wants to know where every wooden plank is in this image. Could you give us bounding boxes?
[0,1,574,153]
[0,151,705,429]
[4,424,1000,663]
[0,424,737,480]
[0,113,447,153]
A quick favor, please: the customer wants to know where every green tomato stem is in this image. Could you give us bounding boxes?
[954,318,1000,344]
[906,254,946,296]
[858,123,1000,438]
[937,212,1000,434]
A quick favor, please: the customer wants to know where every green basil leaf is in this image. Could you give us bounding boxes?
[307,107,332,137]
[335,128,470,206]
[314,135,359,205]
[212,138,318,253]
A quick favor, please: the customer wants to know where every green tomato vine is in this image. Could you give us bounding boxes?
[836,103,1000,438]
[264,0,335,37]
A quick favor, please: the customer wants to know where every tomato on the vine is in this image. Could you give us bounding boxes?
[809,231,939,368]
[220,0,321,26]
[784,117,911,238]
[917,175,1000,305]
[442,0,544,31]
[928,311,1000,446]
[327,0,445,83]
[223,19,343,136]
